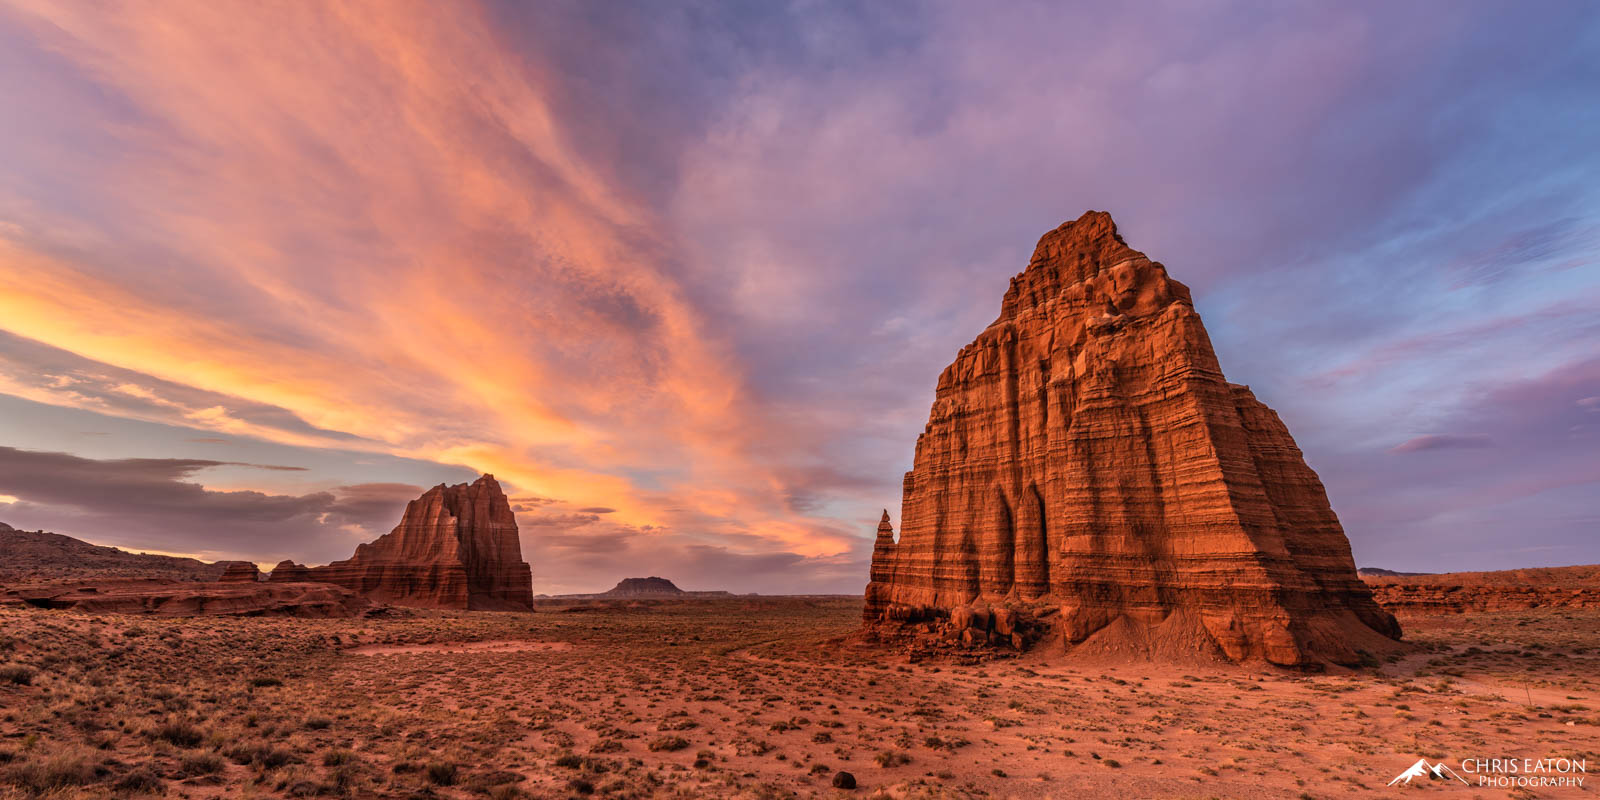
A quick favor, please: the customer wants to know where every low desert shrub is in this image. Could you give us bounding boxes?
[468,769,524,789]
[153,720,206,748]
[181,752,225,775]
[0,664,35,685]
[4,749,105,791]
[329,763,362,791]
[425,761,458,785]
[113,766,166,793]
[647,736,689,752]
[874,749,910,767]
[321,748,355,767]
[259,747,294,769]
[228,744,293,769]
[748,783,795,800]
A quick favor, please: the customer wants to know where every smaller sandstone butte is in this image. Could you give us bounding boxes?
[0,578,370,617]
[217,562,262,582]
[268,560,312,582]
[865,211,1402,667]
[0,523,224,582]
[603,577,685,597]
[309,475,533,611]
[1365,565,1600,614]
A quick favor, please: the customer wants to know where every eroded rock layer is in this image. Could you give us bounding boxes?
[1365,565,1600,614]
[0,579,370,617]
[217,562,262,583]
[309,475,533,611]
[1368,584,1600,614]
[268,561,312,583]
[864,211,1402,666]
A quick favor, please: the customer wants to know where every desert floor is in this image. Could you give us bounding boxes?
[1,598,1595,799]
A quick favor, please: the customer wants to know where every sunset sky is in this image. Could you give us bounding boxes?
[0,2,1596,593]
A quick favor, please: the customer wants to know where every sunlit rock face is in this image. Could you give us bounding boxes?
[864,211,1402,667]
[310,475,533,611]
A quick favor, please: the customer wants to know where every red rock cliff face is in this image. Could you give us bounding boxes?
[864,211,1402,667]
[310,475,533,611]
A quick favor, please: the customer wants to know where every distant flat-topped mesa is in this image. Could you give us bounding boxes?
[863,211,1402,667]
[604,577,684,597]
[308,475,533,611]
[541,577,736,601]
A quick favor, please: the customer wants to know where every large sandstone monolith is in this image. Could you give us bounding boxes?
[863,211,1402,667]
[309,475,533,611]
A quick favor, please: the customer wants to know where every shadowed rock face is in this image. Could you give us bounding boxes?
[864,211,1402,667]
[309,475,533,611]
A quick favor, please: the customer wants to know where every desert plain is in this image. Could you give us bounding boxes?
[2,597,1596,800]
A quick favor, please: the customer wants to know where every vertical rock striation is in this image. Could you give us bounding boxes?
[309,475,533,610]
[864,211,1401,667]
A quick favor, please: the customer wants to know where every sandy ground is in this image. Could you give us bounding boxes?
[0,598,1595,798]
[348,641,573,656]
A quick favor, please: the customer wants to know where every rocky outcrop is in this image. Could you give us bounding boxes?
[309,475,533,611]
[1365,565,1600,614]
[1368,584,1600,614]
[217,562,262,582]
[268,560,311,582]
[0,579,370,617]
[864,211,1402,667]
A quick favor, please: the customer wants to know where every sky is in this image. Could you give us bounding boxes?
[0,1,1596,593]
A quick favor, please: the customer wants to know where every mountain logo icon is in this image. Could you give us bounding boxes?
[1388,757,1470,786]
